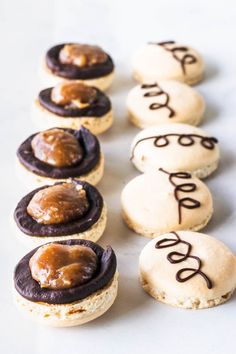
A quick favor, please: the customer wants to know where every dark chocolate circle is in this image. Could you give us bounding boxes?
[154,136,169,147]
[38,87,111,117]
[17,127,100,179]
[178,135,194,146]
[14,239,117,304]
[176,183,196,193]
[46,44,114,80]
[14,180,103,237]
[201,137,217,150]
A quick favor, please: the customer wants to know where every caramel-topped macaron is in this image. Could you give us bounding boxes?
[16,127,104,187]
[132,41,204,85]
[13,180,107,246]
[33,81,113,135]
[139,231,236,309]
[40,43,115,91]
[14,240,118,326]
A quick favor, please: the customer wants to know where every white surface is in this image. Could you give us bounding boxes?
[0,0,236,353]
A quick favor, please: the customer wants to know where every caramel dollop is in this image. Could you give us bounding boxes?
[31,128,83,167]
[51,82,97,108]
[29,243,98,289]
[59,44,108,67]
[27,183,89,224]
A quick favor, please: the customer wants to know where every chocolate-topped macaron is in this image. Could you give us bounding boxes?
[16,127,104,187]
[40,43,115,91]
[132,41,204,85]
[127,81,205,129]
[140,231,236,309]
[33,81,113,134]
[13,180,107,246]
[14,239,118,326]
[121,169,213,238]
[130,123,220,179]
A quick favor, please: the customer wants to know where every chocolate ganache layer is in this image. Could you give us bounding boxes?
[17,127,100,179]
[46,44,114,80]
[14,180,103,237]
[38,87,111,117]
[14,239,117,304]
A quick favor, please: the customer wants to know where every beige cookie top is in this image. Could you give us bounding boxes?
[121,170,213,235]
[139,231,236,301]
[127,81,205,128]
[130,123,220,176]
[132,41,204,85]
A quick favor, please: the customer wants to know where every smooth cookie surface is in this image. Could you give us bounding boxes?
[132,41,204,85]
[127,81,205,128]
[139,231,236,309]
[130,123,219,178]
[121,170,213,237]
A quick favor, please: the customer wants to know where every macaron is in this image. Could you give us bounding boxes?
[139,231,236,309]
[40,43,115,91]
[32,81,113,135]
[130,123,219,179]
[14,239,118,326]
[13,180,107,247]
[132,41,204,85]
[16,127,104,188]
[127,80,205,129]
[121,170,213,238]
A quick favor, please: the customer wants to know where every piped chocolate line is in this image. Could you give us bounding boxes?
[141,83,175,118]
[159,168,200,224]
[130,133,218,160]
[155,231,213,289]
[149,41,197,75]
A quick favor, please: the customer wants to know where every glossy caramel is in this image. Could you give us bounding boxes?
[29,243,98,289]
[31,129,83,167]
[51,82,97,107]
[59,44,108,67]
[27,183,89,224]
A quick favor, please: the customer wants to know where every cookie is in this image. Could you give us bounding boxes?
[14,239,118,326]
[40,43,115,91]
[130,123,219,179]
[139,231,236,309]
[127,81,205,129]
[32,82,113,135]
[121,170,213,237]
[13,180,107,247]
[132,41,204,85]
[16,127,104,188]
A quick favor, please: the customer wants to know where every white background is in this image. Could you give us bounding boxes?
[0,0,236,353]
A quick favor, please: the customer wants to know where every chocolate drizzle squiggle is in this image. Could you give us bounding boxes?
[130,133,218,160]
[141,83,175,117]
[149,41,197,75]
[159,168,200,224]
[155,231,213,289]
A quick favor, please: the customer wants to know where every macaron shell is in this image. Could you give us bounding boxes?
[131,123,220,177]
[132,43,204,85]
[139,231,236,308]
[121,171,213,237]
[127,80,205,128]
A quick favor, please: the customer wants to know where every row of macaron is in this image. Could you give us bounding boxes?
[13,42,118,328]
[122,41,236,312]
[12,42,236,328]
